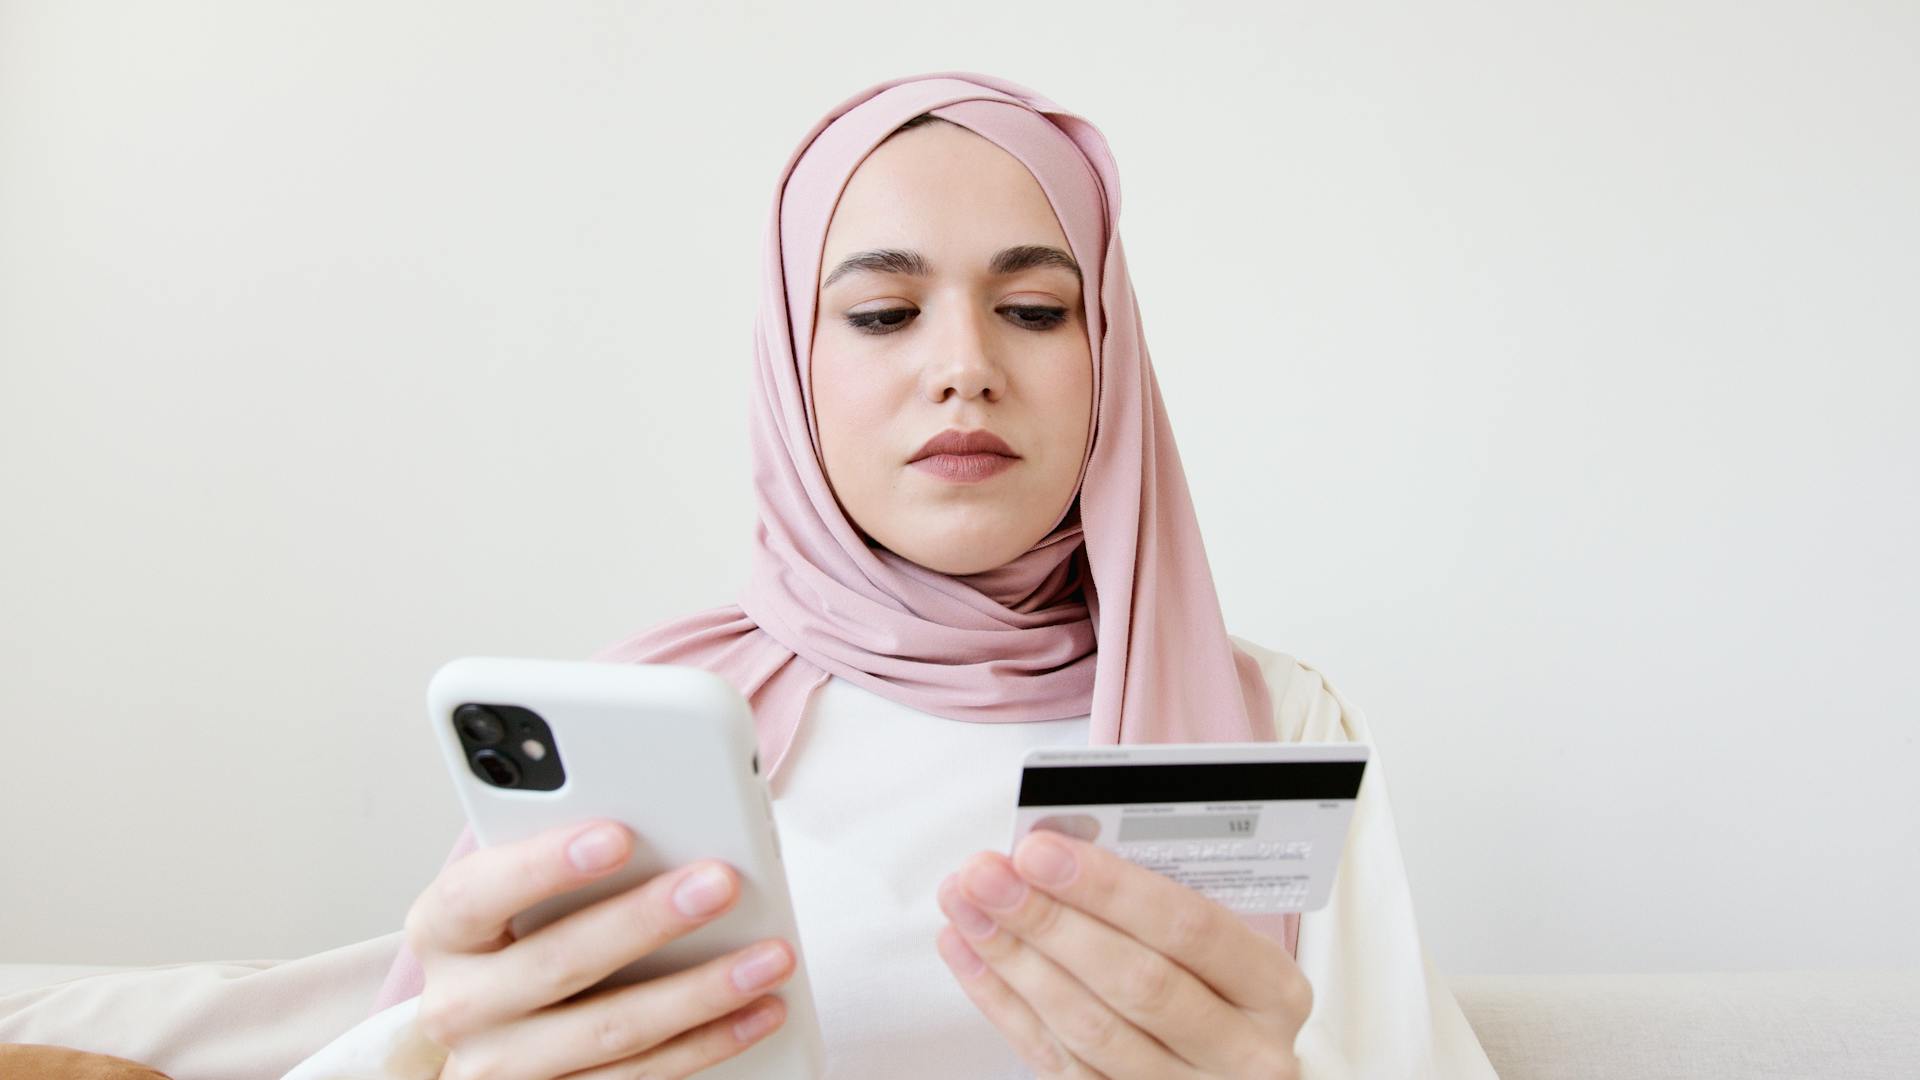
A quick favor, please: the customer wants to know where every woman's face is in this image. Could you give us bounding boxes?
[811,121,1094,576]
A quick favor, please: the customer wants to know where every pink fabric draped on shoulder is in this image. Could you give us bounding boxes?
[371,69,1286,1016]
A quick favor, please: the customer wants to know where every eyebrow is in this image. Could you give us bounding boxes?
[821,244,1083,290]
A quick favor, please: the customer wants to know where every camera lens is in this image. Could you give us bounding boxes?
[456,704,506,746]
[473,749,520,787]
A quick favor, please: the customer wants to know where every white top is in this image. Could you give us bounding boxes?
[772,673,1091,1077]
[280,638,1499,1079]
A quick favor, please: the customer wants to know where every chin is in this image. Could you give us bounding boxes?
[894,541,1023,577]
[860,511,1036,575]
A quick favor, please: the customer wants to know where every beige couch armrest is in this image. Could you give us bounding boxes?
[1452,968,1920,1080]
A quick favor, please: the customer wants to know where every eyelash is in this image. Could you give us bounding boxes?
[843,305,1070,336]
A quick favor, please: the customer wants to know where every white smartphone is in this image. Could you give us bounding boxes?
[426,656,824,1079]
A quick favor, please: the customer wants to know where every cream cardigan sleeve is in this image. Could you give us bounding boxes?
[1231,634,1498,1079]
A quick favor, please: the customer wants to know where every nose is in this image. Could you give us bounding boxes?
[920,304,1006,404]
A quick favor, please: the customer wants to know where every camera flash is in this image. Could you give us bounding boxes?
[520,738,548,761]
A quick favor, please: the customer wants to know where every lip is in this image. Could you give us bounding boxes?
[909,428,1020,462]
[911,452,1019,484]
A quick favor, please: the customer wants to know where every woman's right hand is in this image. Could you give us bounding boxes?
[402,818,795,1079]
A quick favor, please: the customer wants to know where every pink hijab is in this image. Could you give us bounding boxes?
[371,70,1287,1016]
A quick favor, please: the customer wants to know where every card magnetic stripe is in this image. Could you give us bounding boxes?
[1016,761,1366,808]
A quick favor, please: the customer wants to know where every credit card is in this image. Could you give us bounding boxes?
[1011,742,1369,914]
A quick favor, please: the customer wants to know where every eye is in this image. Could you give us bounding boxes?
[1005,305,1069,331]
[843,305,1070,337]
[844,308,914,335]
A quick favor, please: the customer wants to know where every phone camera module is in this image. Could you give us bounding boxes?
[456,701,564,792]
[472,749,521,788]
[455,704,506,746]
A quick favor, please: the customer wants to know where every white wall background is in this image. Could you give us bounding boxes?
[2,0,1914,975]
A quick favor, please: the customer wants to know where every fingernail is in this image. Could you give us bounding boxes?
[731,942,792,993]
[938,926,987,976]
[1015,833,1077,887]
[946,894,997,940]
[567,824,625,872]
[964,858,1028,911]
[732,1000,782,1042]
[673,864,734,916]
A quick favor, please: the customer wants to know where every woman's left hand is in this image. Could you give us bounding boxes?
[935,830,1312,1079]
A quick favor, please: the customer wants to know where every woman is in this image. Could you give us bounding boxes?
[0,71,1494,1079]
[332,69,1496,1080]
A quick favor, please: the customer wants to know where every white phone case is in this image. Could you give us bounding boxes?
[426,656,824,1079]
